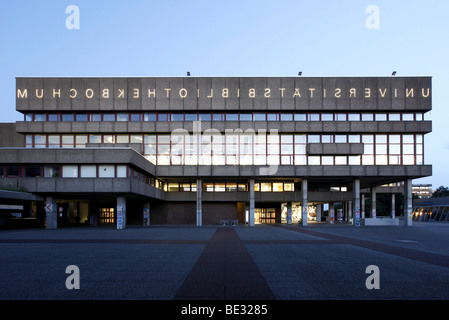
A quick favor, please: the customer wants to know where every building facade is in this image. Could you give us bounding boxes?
[0,76,432,228]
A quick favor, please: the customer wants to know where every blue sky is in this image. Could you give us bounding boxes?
[0,0,448,188]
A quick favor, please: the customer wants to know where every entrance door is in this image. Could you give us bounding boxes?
[255,208,276,224]
[99,208,115,224]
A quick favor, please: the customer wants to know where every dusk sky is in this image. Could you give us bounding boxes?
[1,0,448,188]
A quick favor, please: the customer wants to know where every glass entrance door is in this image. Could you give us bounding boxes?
[255,208,276,224]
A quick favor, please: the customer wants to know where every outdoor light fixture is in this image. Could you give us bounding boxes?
[187,72,191,76]
[392,71,397,76]
[298,72,302,76]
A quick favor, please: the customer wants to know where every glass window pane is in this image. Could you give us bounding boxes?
[254,113,266,121]
[294,113,306,121]
[62,114,74,121]
[403,113,414,121]
[103,114,115,121]
[348,113,360,121]
[130,113,140,121]
[362,113,373,121]
[171,113,184,121]
[389,113,400,121]
[34,114,46,121]
[308,135,320,143]
[280,113,293,121]
[198,113,211,121]
[335,135,347,143]
[48,114,59,121]
[185,113,198,121]
[90,114,102,121]
[321,113,333,121]
[240,113,252,121]
[117,113,129,121]
[76,114,88,121]
[226,113,238,121]
[144,113,156,121]
[375,113,387,121]
[309,114,320,121]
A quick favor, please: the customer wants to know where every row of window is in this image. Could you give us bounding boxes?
[24,111,427,122]
[24,133,425,166]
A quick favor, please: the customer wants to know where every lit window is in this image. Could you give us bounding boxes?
[273,183,283,192]
[261,183,272,192]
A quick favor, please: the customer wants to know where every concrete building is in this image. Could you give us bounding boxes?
[0,76,432,228]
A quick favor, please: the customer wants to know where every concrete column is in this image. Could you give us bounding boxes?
[353,179,361,226]
[196,178,202,227]
[45,196,57,229]
[391,194,396,219]
[329,202,335,224]
[404,179,413,226]
[143,202,150,226]
[316,204,322,222]
[361,194,366,219]
[301,179,308,226]
[249,179,255,227]
[117,196,126,230]
[370,186,377,218]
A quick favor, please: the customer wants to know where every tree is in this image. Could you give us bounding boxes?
[432,186,449,198]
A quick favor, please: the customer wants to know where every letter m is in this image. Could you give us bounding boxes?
[17,89,28,98]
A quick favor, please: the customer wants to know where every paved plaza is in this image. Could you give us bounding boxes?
[1,222,449,301]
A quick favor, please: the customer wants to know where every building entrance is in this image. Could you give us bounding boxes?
[99,207,115,224]
[255,208,276,224]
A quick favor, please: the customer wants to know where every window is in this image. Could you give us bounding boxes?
[308,114,320,121]
[171,113,184,121]
[25,135,33,148]
[267,113,279,121]
[80,165,96,178]
[116,165,127,178]
[226,113,238,121]
[89,135,102,144]
[336,113,347,121]
[238,184,248,191]
[34,114,46,121]
[48,135,60,148]
[261,183,272,192]
[98,165,115,178]
[144,113,156,121]
[185,113,198,121]
[116,135,129,143]
[389,113,400,121]
[103,114,115,121]
[212,113,224,121]
[348,113,360,121]
[25,113,33,121]
[321,113,333,121]
[44,165,59,178]
[130,113,141,121]
[76,114,88,122]
[48,114,60,121]
[6,165,19,177]
[273,183,283,192]
[335,135,347,143]
[158,113,168,121]
[375,135,388,165]
[181,183,191,192]
[361,113,374,121]
[62,114,74,122]
[75,135,87,148]
[168,183,179,192]
[240,113,253,121]
[90,114,102,121]
[198,113,211,121]
[226,183,237,192]
[403,113,414,121]
[34,135,46,148]
[254,113,266,121]
[375,113,387,121]
[117,113,129,121]
[294,113,307,121]
[280,113,293,121]
[62,165,78,178]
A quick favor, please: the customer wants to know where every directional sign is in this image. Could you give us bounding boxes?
[45,203,53,212]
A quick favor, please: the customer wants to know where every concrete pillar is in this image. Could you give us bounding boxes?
[329,202,335,224]
[316,204,322,222]
[116,197,126,230]
[353,179,361,226]
[45,196,57,229]
[404,179,413,226]
[361,194,366,219]
[370,186,377,218]
[143,202,150,226]
[196,178,202,227]
[249,179,255,227]
[391,194,396,219]
[301,179,308,226]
